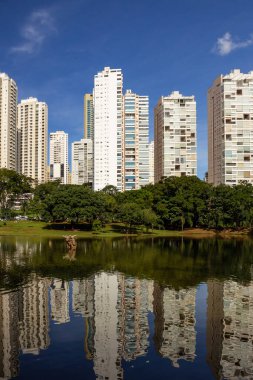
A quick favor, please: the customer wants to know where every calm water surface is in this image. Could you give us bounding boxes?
[0,236,253,380]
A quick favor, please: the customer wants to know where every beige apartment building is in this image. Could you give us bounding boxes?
[17,97,48,184]
[154,91,197,182]
[208,69,253,185]
[84,93,94,139]
[71,138,93,185]
[0,73,17,170]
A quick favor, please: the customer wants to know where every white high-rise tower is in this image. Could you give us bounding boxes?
[93,67,123,191]
[0,73,18,170]
[17,97,48,184]
[123,90,149,190]
[49,131,68,184]
[208,69,253,185]
[154,91,197,182]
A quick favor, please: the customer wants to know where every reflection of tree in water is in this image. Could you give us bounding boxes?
[1,238,253,378]
[2,237,253,289]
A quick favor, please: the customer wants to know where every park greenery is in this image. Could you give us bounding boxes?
[1,168,253,231]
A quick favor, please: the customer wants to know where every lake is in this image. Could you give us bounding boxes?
[0,236,253,380]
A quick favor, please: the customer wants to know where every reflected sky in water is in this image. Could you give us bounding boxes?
[0,237,253,380]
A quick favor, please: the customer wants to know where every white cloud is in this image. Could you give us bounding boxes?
[11,9,56,54]
[213,32,253,56]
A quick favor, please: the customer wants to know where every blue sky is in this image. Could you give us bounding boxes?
[1,0,253,178]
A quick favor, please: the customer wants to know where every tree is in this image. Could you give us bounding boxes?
[141,209,158,232]
[0,169,33,219]
[118,203,142,232]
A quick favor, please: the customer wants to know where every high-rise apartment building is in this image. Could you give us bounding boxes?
[84,94,94,139]
[123,90,149,190]
[93,67,123,191]
[154,91,197,182]
[0,73,18,170]
[17,97,48,184]
[208,69,253,185]
[49,131,68,184]
[149,141,154,184]
[71,138,93,185]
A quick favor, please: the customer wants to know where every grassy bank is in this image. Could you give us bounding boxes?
[0,220,250,239]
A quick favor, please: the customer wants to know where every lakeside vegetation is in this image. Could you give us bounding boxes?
[1,168,253,235]
[1,237,253,290]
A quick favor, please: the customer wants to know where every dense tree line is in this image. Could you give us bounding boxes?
[1,168,253,231]
[29,175,253,231]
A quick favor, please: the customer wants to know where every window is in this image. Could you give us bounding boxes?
[237,89,242,95]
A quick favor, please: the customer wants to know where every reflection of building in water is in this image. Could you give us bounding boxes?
[117,276,150,361]
[72,277,95,317]
[0,291,20,379]
[14,240,40,259]
[207,280,253,379]
[50,279,70,324]
[72,277,96,360]
[153,284,196,367]
[206,280,224,379]
[93,272,123,380]
[19,276,50,355]
[147,280,154,312]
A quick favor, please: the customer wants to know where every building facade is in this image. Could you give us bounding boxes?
[123,90,149,190]
[17,97,48,184]
[84,93,94,140]
[0,73,18,170]
[149,141,154,184]
[49,131,68,184]
[71,138,93,185]
[208,69,253,185]
[154,91,197,182]
[93,67,123,191]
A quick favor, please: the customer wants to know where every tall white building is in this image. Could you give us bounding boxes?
[93,67,123,191]
[123,90,149,190]
[49,131,68,184]
[149,141,154,184]
[17,97,48,184]
[0,73,18,170]
[208,69,253,185]
[71,138,93,185]
[154,91,197,182]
